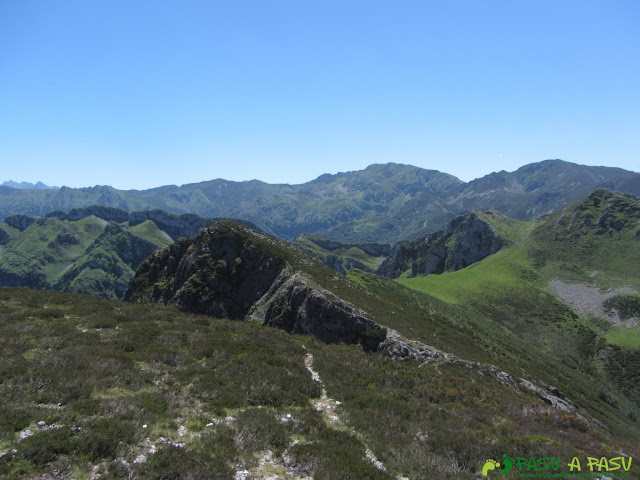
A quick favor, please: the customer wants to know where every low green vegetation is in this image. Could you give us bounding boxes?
[307,341,635,479]
[128,214,640,442]
[0,289,325,479]
[1,288,638,479]
[2,188,640,479]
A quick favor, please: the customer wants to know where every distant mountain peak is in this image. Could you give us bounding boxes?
[2,180,58,190]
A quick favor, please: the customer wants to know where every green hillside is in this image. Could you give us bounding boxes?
[126,219,173,249]
[528,189,640,289]
[399,189,640,413]
[0,207,257,299]
[0,215,169,299]
[0,216,106,289]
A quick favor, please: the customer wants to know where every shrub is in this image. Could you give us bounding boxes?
[136,445,234,480]
[234,409,288,455]
[133,391,170,416]
[19,427,76,466]
[0,406,32,439]
[77,417,139,461]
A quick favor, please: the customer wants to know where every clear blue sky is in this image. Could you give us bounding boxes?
[1,0,638,189]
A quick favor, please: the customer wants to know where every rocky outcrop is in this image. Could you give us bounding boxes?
[294,212,502,279]
[379,328,446,362]
[126,220,387,351]
[520,379,578,413]
[248,271,385,351]
[548,189,640,240]
[125,223,286,318]
[378,211,502,278]
[4,214,36,232]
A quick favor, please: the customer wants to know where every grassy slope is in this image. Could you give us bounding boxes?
[398,190,640,428]
[0,217,105,283]
[0,222,20,242]
[58,223,159,299]
[1,288,638,480]
[528,189,640,290]
[126,219,173,249]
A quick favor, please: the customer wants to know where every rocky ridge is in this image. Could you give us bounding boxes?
[125,221,388,351]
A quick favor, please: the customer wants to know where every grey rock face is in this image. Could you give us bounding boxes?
[379,328,444,362]
[444,214,501,271]
[248,271,386,351]
[379,212,501,278]
[520,379,578,413]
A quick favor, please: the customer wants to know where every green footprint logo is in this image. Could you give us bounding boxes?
[481,459,501,476]
[501,454,514,474]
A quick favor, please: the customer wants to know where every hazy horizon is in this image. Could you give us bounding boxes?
[3,158,638,191]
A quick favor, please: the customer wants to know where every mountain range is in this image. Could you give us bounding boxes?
[2,159,639,243]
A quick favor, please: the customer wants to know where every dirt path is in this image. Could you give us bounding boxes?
[304,354,343,426]
[303,353,410,479]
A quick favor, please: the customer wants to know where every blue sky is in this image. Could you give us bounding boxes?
[1,0,638,189]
